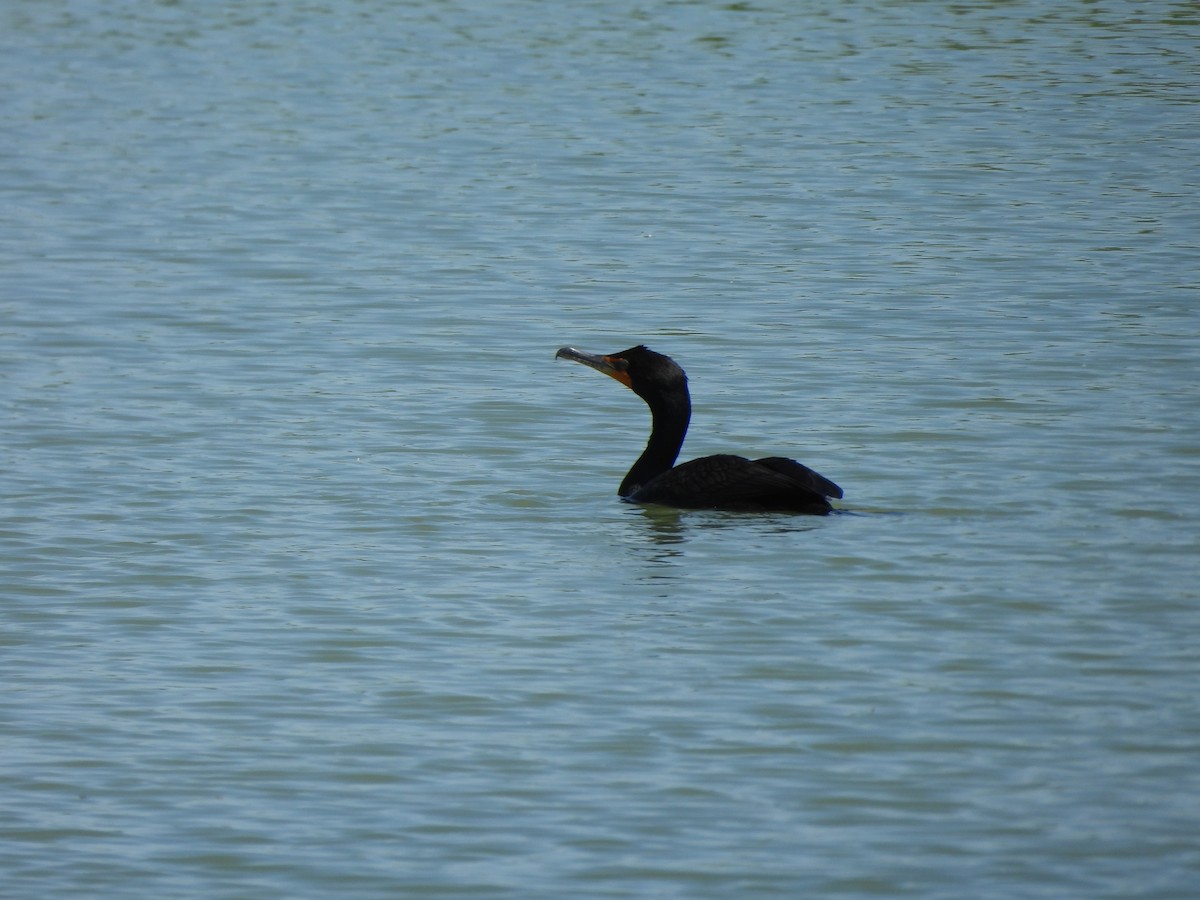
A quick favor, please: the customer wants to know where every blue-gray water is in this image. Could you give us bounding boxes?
[3,1,1198,896]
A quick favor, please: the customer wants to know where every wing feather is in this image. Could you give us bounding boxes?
[629,454,839,513]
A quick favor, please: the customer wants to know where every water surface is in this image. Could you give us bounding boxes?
[3,1,1198,896]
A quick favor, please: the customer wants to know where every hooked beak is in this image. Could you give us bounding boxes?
[555,347,633,388]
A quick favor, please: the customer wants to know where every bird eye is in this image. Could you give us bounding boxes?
[607,357,629,372]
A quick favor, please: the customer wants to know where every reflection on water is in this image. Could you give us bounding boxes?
[626,504,833,560]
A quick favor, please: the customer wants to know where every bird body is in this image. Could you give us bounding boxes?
[556,345,842,514]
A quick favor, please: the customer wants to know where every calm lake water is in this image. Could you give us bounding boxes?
[3,0,1198,896]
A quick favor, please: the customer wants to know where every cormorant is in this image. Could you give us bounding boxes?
[556,345,842,514]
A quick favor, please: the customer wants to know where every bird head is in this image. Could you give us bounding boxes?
[555,345,688,405]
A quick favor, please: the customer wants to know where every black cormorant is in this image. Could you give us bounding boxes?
[556,345,842,514]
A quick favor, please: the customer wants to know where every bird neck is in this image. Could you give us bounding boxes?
[619,392,690,497]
